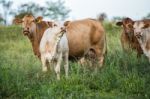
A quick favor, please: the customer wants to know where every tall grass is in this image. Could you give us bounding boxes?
[0,24,150,99]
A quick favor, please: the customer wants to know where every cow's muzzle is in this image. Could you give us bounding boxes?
[23,30,30,36]
[135,32,142,39]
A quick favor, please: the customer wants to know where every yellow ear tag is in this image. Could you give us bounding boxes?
[37,19,42,23]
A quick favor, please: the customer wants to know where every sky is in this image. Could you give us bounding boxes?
[2,0,150,21]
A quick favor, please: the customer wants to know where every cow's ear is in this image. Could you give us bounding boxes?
[13,18,23,24]
[116,21,123,26]
[35,16,43,23]
[143,23,150,29]
[64,21,70,26]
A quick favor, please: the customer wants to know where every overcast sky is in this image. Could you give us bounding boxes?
[4,0,150,21]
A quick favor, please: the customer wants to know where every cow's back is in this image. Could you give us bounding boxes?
[65,19,106,58]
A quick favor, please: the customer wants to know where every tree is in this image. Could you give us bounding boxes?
[112,16,125,22]
[12,0,70,21]
[98,13,107,22]
[43,0,70,20]
[143,13,150,19]
[0,14,4,24]
[11,2,45,19]
[0,0,13,25]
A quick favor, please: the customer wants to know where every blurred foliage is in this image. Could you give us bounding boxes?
[143,13,150,19]
[43,0,70,20]
[97,12,107,22]
[0,0,70,25]
[112,16,125,22]
[0,0,13,25]
[0,14,4,24]
[12,0,70,20]
[11,3,45,19]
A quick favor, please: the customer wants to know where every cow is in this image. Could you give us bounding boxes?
[133,19,150,62]
[64,19,107,66]
[40,24,69,80]
[116,18,143,57]
[13,15,55,59]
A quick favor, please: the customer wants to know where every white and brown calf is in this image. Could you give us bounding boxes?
[40,25,69,80]
[133,20,150,62]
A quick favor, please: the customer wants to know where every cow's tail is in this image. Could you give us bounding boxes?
[103,34,107,55]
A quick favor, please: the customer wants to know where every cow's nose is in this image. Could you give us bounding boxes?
[136,32,141,35]
[135,32,142,38]
[27,27,29,30]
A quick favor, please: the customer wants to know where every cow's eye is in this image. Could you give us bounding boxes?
[128,24,133,28]
[143,24,149,29]
[31,20,35,23]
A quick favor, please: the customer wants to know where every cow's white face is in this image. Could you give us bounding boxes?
[134,22,146,38]
[134,22,144,33]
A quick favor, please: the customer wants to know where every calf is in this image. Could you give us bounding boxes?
[133,19,150,61]
[40,25,69,80]
[116,18,143,57]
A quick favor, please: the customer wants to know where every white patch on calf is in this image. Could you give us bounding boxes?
[40,24,69,80]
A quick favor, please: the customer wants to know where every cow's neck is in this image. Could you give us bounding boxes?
[28,22,50,58]
[123,30,134,43]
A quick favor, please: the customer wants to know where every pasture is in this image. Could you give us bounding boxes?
[0,23,150,99]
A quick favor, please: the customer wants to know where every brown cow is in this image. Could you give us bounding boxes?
[14,15,54,59]
[64,19,107,66]
[116,17,143,57]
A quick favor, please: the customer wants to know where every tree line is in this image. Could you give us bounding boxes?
[0,0,149,25]
[0,0,70,25]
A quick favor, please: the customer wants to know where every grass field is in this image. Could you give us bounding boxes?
[0,23,150,99]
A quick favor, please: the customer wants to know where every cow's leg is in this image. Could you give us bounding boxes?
[64,52,69,78]
[98,55,104,67]
[55,53,62,80]
[148,57,150,63]
[94,48,105,67]
[41,55,48,72]
[78,57,86,65]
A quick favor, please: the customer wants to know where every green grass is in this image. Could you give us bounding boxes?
[0,24,150,99]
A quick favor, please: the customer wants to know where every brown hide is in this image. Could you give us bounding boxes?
[65,19,107,64]
[120,29,143,55]
[30,21,53,58]
[116,18,143,56]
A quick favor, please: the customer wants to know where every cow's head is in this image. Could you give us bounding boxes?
[116,17,134,35]
[133,21,150,38]
[14,15,43,36]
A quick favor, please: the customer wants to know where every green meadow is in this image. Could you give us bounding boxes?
[0,23,150,99]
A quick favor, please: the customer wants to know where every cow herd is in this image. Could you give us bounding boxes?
[14,15,150,80]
